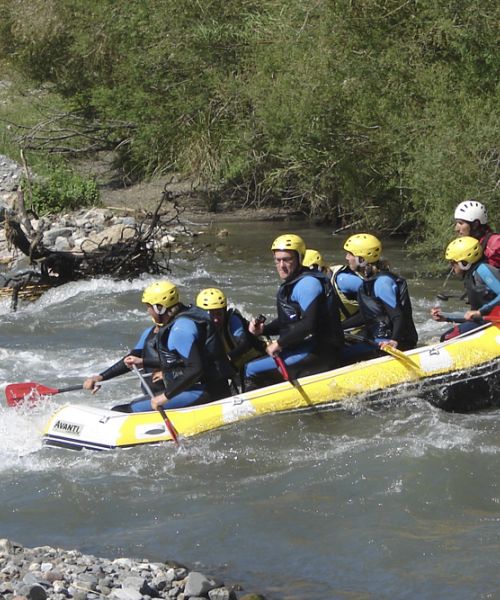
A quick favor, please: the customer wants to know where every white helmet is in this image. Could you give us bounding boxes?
[454,200,488,224]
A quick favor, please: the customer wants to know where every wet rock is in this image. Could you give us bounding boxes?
[208,588,238,600]
[183,572,223,597]
[27,584,47,600]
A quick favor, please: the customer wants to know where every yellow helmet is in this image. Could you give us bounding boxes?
[271,234,306,261]
[196,288,227,310]
[302,249,325,269]
[142,280,180,309]
[343,233,382,264]
[445,236,483,264]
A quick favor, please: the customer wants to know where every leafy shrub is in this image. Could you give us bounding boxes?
[26,167,100,214]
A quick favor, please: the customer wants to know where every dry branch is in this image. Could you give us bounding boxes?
[1,187,191,311]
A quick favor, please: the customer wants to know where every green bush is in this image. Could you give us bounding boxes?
[26,167,100,215]
[0,0,498,247]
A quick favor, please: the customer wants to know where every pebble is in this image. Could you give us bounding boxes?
[0,539,262,600]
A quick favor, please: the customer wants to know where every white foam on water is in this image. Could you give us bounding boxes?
[0,401,54,469]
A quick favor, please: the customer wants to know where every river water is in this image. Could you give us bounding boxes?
[1,222,499,600]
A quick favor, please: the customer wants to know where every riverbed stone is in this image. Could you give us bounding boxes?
[0,538,266,600]
[208,588,237,600]
[27,584,47,600]
[42,227,74,245]
[75,572,99,590]
[0,538,17,553]
[110,588,143,600]
[183,572,222,598]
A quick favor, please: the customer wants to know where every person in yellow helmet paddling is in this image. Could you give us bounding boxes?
[196,288,266,373]
[340,234,418,359]
[431,236,500,341]
[83,283,170,403]
[85,281,232,411]
[244,234,344,390]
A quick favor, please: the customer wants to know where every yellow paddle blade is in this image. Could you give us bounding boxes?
[379,344,424,375]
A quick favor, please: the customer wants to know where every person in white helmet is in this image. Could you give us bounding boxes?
[454,200,500,268]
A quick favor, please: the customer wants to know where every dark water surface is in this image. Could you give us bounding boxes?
[1,222,499,599]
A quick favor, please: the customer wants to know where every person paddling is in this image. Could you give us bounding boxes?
[83,287,168,405]
[454,200,500,268]
[341,233,418,356]
[431,237,500,341]
[143,281,232,411]
[244,234,344,391]
[85,281,232,412]
[195,287,266,373]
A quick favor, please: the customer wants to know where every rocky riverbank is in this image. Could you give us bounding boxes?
[0,539,266,600]
[0,154,204,272]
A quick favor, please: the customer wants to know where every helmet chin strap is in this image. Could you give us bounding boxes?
[458,261,472,271]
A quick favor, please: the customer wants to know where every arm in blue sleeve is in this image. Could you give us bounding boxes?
[373,276,405,342]
[337,272,363,295]
[476,264,500,315]
[227,313,256,362]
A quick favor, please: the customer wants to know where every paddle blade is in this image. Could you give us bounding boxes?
[486,306,500,323]
[379,344,424,375]
[5,382,60,407]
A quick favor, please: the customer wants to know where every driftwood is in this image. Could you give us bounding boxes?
[1,187,190,310]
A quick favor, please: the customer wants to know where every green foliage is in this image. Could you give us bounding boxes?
[26,166,100,215]
[0,0,498,250]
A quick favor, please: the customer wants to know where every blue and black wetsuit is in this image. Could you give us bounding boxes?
[441,262,500,341]
[244,269,344,390]
[332,265,363,320]
[129,305,232,412]
[341,271,418,362]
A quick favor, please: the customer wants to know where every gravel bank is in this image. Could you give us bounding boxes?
[0,539,266,600]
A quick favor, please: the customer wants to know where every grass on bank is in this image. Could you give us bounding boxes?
[0,64,100,214]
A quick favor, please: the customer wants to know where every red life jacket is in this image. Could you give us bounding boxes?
[480,230,500,268]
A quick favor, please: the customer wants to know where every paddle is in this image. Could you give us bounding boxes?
[5,382,83,407]
[346,332,424,374]
[5,372,153,408]
[255,313,319,411]
[131,365,180,446]
[271,353,325,418]
[273,354,292,383]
